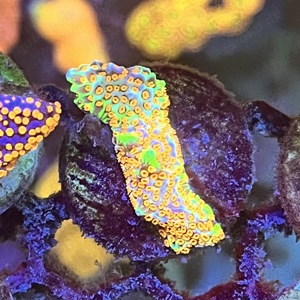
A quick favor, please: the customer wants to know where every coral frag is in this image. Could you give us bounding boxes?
[125,0,265,59]
[61,62,254,261]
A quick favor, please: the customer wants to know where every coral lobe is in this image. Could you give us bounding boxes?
[0,95,61,178]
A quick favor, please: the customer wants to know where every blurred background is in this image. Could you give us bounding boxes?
[1,0,300,298]
[1,0,298,114]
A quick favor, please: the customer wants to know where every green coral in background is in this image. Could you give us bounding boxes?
[0,52,29,87]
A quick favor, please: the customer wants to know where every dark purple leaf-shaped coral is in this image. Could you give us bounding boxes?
[143,63,254,222]
[60,114,170,262]
[277,116,300,236]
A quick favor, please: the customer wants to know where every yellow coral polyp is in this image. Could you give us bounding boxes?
[66,61,225,254]
[125,0,265,59]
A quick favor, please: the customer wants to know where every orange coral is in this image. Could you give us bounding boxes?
[125,0,265,59]
[0,0,21,53]
[29,0,109,73]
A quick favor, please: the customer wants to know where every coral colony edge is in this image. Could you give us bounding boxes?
[66,61,225,254]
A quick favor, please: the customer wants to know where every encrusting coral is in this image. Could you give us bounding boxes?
[0,95,61,178]
[66,61,225,254]
[0,52,42,213]
[125,0,265,59]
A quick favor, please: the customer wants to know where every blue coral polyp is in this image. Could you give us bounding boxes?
[0,95,61,178]
[66,61,225,254]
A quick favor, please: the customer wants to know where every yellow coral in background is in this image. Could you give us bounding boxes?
[125,0,265,59]
[30,155,61,198]
[29,0,109,73]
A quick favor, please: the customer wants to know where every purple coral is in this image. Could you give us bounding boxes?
[4,194,185,299]
[196,208,285,300]
[147,63,254,223]
[277,116,300,236]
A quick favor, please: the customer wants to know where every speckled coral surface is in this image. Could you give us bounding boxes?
[277,117,300,235]
[66,61,226,254]
[147,63,254,223]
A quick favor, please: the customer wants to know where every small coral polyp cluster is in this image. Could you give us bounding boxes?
[66,61,224,254]
[125,0,265,59]
[0,95,61,178]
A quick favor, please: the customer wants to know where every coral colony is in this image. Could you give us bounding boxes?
[66,61,225,254]
[125,0,265,59]
[1,60,299,299]
[0,95,61,178]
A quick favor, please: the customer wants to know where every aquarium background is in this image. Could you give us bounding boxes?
[1,0,300,299]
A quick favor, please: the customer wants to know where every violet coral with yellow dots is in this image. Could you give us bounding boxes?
[0,0,21,54]
[66,61,225,254]
[0,95,61,178]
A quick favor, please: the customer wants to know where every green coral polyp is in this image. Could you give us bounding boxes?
[140,149,161,169]
[211,223,223,236]
[66,60,225,254]
[116,132,139,146]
